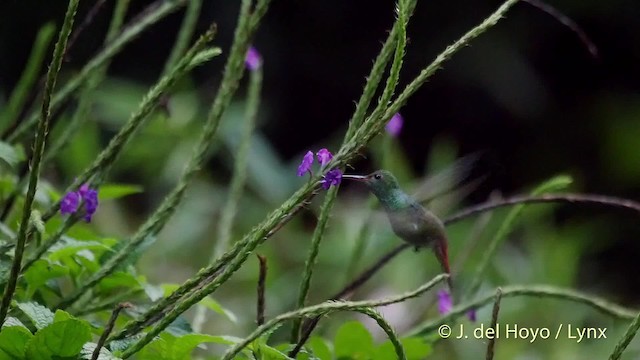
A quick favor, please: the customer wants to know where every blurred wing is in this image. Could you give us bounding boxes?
[410,152,486,215]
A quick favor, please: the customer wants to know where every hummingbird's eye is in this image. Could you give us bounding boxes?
[374,173,382,180]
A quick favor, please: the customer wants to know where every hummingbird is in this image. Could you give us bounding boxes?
[342,170,452,289]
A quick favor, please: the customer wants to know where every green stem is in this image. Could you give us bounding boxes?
[46,0,131,161]
[163,0,202,75]
[193,64,263,332]
[485,288,503,360]
[221,275,447,360]
[608,310,640,360]
[0,0,80,326]
[0,22,56,134]
[409,284,637,337]
[290,185,339,343]
[54,26,218,310]
[344,0,417,140]
[6,0,187,143]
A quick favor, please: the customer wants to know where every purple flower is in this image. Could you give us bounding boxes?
[385,113,403,137]
[437,290,453,315]
[297,151,314,176]
[81,188,99,222]
[245,46,262,71]
[60,183,99,222]
[321,168,342,189]
[316,148,333,167]
[467,309,477,322]
[60,191,81,215]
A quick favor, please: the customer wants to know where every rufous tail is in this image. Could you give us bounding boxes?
[434,237,453,290]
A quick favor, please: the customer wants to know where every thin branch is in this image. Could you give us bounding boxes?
[256,254,267,326]
[91,302,131,360]
[522,0,598,58]
[65,0,109,61]
[445,193,640,224]
[485,288,503,360]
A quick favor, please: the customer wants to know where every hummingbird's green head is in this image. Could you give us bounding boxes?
[343,170,401,198]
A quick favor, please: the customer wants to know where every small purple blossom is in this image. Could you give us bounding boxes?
[385,112,403,137]
[467,308,477,322]
[59,183,99,222]
[297,151,314,176]
[316,148,333,167]
[245,46,262,71]
[81,188,99,222]
[60,191,81,215]
[437,290,453,315]
[321,168,342,189]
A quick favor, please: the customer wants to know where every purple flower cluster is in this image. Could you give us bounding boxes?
[245,46,262,71]
[437,290,476,322]
[296,148,342,190]
[60,184,99,222]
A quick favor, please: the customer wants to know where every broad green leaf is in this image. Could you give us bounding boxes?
[308,336,332,360]
[80,343,121,360]
[162,284,236,322]
[0,326,32,360]
[172,333,225,359]
[48,239,110,262]
[22,260,68,298]
[139,332,236,360]
[52,310,73,323]
[334,321,374,359]
[15,302,54,330]
[25,319,91,359]
[374,337,432,360]
[97,184,144,200]
[99,271,143,291]
[253,342,290,360]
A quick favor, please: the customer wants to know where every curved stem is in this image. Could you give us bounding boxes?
[223,274,447,360]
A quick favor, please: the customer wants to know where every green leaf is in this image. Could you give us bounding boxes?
[138,332,236,360]
[162,284,236,322]
[0,141,24,169]
[25,319,91,359]
[308,336,332,360]
[15,302,54,330]
[171,333,224,359]
[374,337,431,360]
[48,238,110,262]
[0,326,33,360]
[80,343,122,360]
[52,310,73,323]
[334,321,374,359]
[97,184,144,200]
[253,342,291,360]
[22,260,68,298]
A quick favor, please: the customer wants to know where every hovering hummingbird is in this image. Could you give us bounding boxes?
[342,170,453,289]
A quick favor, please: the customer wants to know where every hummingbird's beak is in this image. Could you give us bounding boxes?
[341,174,368,182]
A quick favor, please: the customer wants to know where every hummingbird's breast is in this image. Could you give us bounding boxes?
[386,203,446,247]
